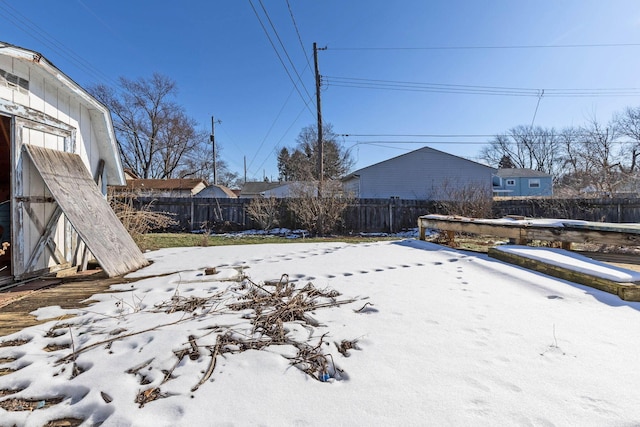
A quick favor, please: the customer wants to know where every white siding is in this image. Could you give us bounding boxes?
[0,44,133,279]
[16,122,71,272]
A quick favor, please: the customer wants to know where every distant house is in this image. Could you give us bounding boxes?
[238,181,284,198]
[342,146,496,200]
[120,178,207,197]
[260,181,318,198]
[123,168,140,180]
[493,168,553,197]
[194,184,238,198]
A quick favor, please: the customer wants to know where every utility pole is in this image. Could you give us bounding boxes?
[314,42,327,236]
[210,116,221,185]
[314,42,326,195]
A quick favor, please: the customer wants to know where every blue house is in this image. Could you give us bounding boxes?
[493,168,553,197]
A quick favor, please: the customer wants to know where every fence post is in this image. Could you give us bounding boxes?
[190,198,194,232]
[617,203,622,223]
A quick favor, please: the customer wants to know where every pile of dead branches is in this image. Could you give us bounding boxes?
[226,275,357,381]
[49,272,367,408]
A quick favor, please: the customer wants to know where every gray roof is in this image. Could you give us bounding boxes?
[496,168,551,178]
[343,146,496,180]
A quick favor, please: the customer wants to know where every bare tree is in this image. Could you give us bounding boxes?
[90,73,205,179]
[278,123,354,181]
[480,125,561,175]
[554,126,586,196]
[246,196,281,231]
[179,143,242,187]
[286,181,353,236]
[614,106,640,174]
[577,117,624,195]
[431,179,493,218]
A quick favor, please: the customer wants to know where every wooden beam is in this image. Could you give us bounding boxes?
[488,248,640,301]
[23,204,66,272]
[79,158,106,272]
[14,196,56,203]
[418,216,640,247]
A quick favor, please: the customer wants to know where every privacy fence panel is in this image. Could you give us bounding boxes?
[129,197,640,234]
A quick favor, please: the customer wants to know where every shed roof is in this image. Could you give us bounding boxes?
[124,178,207,192]
[195,184,238,198]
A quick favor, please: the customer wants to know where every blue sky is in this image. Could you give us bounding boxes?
[2,1,640,181]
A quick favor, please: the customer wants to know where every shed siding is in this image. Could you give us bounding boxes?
[0,44,145,279]
[1,55,118,277]
[0,56,102,179]
[16,121,71,272]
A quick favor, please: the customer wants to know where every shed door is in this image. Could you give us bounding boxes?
[23,144,148,277]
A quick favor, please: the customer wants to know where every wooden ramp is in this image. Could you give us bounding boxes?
[489,246,640,301]
[0,275,125,337]
[24,145,148,277]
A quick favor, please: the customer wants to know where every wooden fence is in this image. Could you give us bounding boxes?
[129,196,640,234]
[132,197,445,233]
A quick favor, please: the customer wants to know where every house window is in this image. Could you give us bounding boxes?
[506,179,516,186]
[529,179,540,188]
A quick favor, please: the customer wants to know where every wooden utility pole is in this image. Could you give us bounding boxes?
[314,42,327,235]
[314,42,325,195]
[210,116,221,185]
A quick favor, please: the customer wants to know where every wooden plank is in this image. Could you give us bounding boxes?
[418,216,640,246]
[488,248,640,301]
[562,222,640,234]
[419,218,524,240]
[23,145,148,277]
[0,276,124,337]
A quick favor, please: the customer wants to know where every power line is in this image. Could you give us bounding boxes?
[324,75,640,97]
[328,43,640,51]
[249,99,311,179]
[246,85,297,172]
[342,133,507,138]
[286,0,313,71]
[341,133,564,138]
[0,0,118,87]
[257,0,313,102]
[346,139,636,145]
[248,0,315,117]
[530,90,544,127]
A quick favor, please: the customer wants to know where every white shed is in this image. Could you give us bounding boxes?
[342,146,496,200]
[0,41,148,284]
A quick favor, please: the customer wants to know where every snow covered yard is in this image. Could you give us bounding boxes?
[1,239,640,426]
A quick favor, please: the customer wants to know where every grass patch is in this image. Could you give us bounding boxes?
[137,233,403,251]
